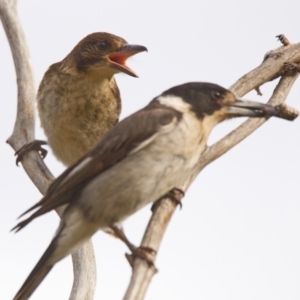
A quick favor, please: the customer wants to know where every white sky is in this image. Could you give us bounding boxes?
[1,1,300,299]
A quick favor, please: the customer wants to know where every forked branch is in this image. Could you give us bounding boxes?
[123,39,300,300]
[0,0,96,299]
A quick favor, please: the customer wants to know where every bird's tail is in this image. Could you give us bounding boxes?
[13,225,65,300]
[13,207,97,300]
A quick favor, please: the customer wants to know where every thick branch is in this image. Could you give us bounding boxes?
[123,43,300,300]
[0,0,53,192]
[0,1,96,299]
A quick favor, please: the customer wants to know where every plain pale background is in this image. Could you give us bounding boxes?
[1,1,299,299]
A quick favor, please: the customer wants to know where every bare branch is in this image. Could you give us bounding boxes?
[123,41,300,300]
[0,1,96,299]
[123,199,175,300]
[0,0,53,192]
[186,71,299,189]
[231,42,300,96]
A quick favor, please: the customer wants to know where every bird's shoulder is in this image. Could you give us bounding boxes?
[60,99,183,187]
[53,101,182,194]
[92,99,182,156]
[14,100,182,228]
[37,62,69,97]
[46,101,181,204]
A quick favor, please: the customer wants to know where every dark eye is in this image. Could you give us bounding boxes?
[97,41,107,50]
[212,91,222,98]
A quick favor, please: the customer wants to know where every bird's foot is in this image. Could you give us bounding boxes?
[125,246,157,269]
[15,140,48,166]
[151,187,185,212]
[166,187,185,209]
[110,225,156,268]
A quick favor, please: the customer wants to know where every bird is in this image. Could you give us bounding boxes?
[17,32,147,166]
[12,82,286,300]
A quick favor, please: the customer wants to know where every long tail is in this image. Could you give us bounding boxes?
[13,225,65,300]
[13,208,96,300]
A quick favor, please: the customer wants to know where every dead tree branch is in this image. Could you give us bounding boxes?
[2,0,299,298]
[123,41,300,300]
[0,0,96,299]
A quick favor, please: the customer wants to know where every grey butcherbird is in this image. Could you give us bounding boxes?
[12,82,288,300]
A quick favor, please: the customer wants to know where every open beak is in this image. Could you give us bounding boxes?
[107,44,147,77]
[227,99,281,118]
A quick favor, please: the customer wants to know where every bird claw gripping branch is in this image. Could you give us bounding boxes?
[125,246,157,269]
[15,140,48,166]
[110,225,157,267]
[151,188,185,212]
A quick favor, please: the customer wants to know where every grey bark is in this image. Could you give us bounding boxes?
[123,41,300,300]
[0,0,97,299]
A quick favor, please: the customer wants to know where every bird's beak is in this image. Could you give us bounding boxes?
[107,44,147,77]
[227,98,280,118]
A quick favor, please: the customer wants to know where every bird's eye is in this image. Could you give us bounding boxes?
[97,41,107,50]
[212,91,222,98]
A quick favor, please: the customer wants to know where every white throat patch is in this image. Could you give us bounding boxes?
[157,95,191,113]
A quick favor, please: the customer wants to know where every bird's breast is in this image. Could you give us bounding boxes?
[79,113,206,226]
[37,73,121,165]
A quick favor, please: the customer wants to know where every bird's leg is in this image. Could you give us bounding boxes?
[151,187,185,212]
[110,225,156,267]
[15,140,48,166]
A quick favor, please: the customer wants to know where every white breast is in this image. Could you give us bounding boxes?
[79,96,221,226]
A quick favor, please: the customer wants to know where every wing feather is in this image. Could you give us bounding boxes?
[13,102,182,231]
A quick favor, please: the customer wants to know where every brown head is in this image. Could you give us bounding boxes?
[60,32,147,77]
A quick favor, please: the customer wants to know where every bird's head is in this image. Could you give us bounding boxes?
[63,32,147,77]
[160,82,280,124]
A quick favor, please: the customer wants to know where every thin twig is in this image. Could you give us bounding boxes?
[123,42,300,300]
[0,1,96,299]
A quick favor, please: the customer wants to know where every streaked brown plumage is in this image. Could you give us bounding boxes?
[38,32,147,165]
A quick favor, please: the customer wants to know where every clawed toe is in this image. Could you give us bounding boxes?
[152,188,185,212]
[125,246,157,271]
[15,140,48,166]
[165,188,185,209]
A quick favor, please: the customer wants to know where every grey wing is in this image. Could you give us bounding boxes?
[13,102,182,231]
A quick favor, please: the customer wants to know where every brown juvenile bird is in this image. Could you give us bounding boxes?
[37,32,147,166]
